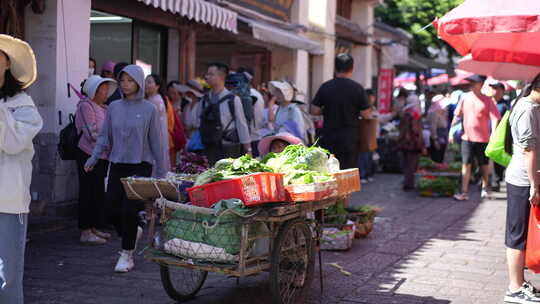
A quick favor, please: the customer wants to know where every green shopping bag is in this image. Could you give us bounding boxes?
[485,111,512,167]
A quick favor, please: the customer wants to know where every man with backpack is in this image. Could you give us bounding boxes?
[200,63,251,164]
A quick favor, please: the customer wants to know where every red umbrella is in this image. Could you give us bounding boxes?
[426,70,474,86]
[458,54,540,81]
[435,0,540,66]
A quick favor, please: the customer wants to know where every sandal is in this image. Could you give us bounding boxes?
[453,193,469,201]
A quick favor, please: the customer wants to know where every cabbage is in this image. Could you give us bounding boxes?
[263,144,333,185]
[304,147,329,173]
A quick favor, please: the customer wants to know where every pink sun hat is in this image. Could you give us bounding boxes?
[258,132,304,156]
[101,60,115,73]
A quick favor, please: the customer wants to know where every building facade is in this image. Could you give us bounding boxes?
[2,0,395,217]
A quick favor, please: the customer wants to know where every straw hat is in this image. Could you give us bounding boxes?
[269,81,294,102]
[174,79,204,98]
[258,132,303,156]
[0,35,37,89]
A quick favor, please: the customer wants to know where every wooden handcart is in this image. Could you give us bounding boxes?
[148,199,336,304]
[122,177,339,304]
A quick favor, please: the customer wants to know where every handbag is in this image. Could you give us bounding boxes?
[526,205,540,273]
[485,111,511,167]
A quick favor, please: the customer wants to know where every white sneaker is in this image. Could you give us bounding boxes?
[361,179,368,184]
[481,190,493,200]
[114,250,134,273]
[80,231,106,245]
[92,229,111,239]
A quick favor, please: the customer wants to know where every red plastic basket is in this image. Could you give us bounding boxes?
[187,172,286,208]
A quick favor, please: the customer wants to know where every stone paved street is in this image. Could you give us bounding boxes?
[24,174,536,304]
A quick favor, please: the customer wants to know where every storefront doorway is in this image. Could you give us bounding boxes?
[90,10,167,77]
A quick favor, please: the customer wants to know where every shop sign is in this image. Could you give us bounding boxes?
[378,69,394,114]
[227,0,294,21]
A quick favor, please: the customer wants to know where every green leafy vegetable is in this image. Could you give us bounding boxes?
[263,144,333,185]
[417,176,459,195]
[325,199,348,225]
[194,155,271,186]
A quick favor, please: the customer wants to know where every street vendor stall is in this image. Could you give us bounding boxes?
[120,144,361,304]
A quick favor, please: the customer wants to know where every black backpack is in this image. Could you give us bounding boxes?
[199,93,237,147]
[58,114,82,160]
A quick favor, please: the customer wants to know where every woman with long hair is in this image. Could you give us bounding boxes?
[85,65,166,273]
[0,34,43,304]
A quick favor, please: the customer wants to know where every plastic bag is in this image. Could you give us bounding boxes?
[485,111,511,167]
[526,205,540,273]
[187,130,205,152]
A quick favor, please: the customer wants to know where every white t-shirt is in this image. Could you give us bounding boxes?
[250,88,265,142]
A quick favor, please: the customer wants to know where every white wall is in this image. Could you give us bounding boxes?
[308,0,336,97]
[26,0,91,133]
[25,0,92,209]
[291,0,310,102]
[25,0,59,134]
[351,0,375,88]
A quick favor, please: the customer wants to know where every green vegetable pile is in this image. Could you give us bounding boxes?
[417,176,459,196]
[263,144,334,185]
[194,155,271,186]
[448,161,461,171]
[325,199,348,225]
[193,145,336,187]
[346,205,381,224]
[418,157,436,169]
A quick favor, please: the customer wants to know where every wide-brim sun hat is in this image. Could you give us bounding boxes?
[269,81,294,102]
[174,79,204,98]
[83,75,118,100]
[0,34,37,89]
[429,94,449,113]
[174,84,203,98]
[258,132,304,156]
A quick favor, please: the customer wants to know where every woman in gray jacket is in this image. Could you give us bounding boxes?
[85,65,166,273]
[0,35,43,304]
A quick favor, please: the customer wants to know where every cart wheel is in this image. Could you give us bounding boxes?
[160,265,207,302]
[270,219,315,304]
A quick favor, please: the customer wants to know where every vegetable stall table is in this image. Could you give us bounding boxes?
[122,178,340,304]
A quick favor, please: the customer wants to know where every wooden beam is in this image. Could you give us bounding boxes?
[178,26,196,82]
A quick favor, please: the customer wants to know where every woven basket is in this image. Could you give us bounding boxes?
[121,177,182,202]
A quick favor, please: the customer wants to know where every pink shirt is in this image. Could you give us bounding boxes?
[75,99,109,159]
[455,92,501,143]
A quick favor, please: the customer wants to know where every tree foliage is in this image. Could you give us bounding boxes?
[375,0,465,58]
